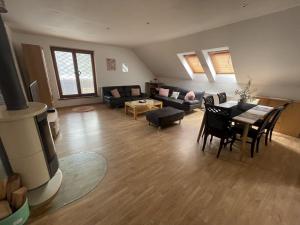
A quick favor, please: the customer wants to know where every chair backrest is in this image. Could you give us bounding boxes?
[257,108,278,135]
[205,104,231,132]
[217,92,227,104]
[203,95,215,105]
[269,103,289,130]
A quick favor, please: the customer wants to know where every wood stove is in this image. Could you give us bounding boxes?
[0,5,62,206]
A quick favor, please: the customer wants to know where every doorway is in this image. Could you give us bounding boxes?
[50,47,97,98]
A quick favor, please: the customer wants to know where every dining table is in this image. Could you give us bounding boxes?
[197,100,274,159]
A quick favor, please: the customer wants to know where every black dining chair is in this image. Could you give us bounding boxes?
[230,108,277,157]
[265,102,289,145]
[197,95,215,142]
[217,92,227,104]
[253,102,289,146]
[202,104,234,158]
[203,95,215,105]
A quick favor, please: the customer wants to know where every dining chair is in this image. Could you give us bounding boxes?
[198,96,215,142]
[265,102,289,145]
[253,102,289,146]
[230,108,277,157]
[203,95,215,105]
[202,104,234,158]
[217,92,227,104]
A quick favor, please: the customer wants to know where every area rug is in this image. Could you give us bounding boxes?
[72,105,96,112]
[31,152,107,216]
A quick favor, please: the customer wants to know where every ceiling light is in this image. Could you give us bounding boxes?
[241,0,248,8]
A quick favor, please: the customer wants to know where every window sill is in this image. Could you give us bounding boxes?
[59,95,99,101]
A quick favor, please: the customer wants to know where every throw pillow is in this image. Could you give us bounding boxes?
[111,89,121,98]
[171,91,180,99]
[184,91,196,101]
[159,88,169,97]
[131,88,140,96]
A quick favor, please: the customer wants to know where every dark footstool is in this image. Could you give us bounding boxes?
[146,107,185,128]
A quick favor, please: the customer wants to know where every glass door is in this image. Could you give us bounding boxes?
[51,47,97,98]
[76,52,96,94]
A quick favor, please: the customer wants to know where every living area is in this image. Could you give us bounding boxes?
[0,1,300,225]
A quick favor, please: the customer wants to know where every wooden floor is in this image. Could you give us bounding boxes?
[30,104,300,225]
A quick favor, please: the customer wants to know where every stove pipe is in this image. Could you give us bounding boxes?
[0,14,28,110]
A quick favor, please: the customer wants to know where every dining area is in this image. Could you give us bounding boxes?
[197,92,289,159]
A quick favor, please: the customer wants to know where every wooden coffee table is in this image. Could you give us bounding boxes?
[125,99,163,120]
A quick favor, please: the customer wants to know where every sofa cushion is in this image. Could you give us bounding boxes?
[111,89,121,98]
[131,88,140,96]
[171,91,180,99]
[123,85,141,97]
[159,88,169,97]
[184,91,196,101]
[154,95,182,103]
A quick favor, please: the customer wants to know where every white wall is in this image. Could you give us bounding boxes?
[11,31,154,108]
[134,6,300,101]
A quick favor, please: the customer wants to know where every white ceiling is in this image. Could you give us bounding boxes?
[3,0,300,47]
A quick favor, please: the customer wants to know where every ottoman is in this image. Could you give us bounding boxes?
[146,107,185,128]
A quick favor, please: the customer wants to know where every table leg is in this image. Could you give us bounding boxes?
[133,108,137,120]
[240,123,250,160]
[197,111,206,143]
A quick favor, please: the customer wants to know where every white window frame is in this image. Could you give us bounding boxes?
[202,46,236,82]
[177,51,205,80]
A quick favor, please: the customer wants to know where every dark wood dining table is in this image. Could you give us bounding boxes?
[197,100,274,159]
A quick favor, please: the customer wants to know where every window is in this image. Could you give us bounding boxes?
[184,54,204,74]
[51,47,97,98]
[209,50,234,74]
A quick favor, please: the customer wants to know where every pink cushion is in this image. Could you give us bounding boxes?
[111,89,121,98]
[131,88,140,96]
[159,88,169,97]
[184,91,196,101]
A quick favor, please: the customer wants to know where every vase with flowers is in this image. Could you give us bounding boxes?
[235,79,255,105]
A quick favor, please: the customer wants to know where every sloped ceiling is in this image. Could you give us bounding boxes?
[3,0,300,46]
[134,6,300,91]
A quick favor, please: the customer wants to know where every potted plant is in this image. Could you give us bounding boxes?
[235,79,256,104]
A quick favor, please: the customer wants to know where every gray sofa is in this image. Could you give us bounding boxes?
[153,85,205,112]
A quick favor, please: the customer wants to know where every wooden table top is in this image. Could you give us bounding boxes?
[219,100,274,124]
[125,99,162,108]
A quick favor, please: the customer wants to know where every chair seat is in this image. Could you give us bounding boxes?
[206,126,234,139]
[253,119,271,129]
[233,124,259,139]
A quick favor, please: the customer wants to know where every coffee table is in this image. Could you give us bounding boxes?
[125,99,163,120]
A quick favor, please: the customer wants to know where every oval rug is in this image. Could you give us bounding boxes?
[31,152,107,216]
[72,105,96,112]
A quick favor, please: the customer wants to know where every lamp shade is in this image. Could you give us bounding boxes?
[0,0,7,13]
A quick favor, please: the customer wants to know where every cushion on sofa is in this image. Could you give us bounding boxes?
[131,88,140,96]
[159,88,169,97]
[184,91,196,101]
[111,89,121,98]
[171,91,180,99]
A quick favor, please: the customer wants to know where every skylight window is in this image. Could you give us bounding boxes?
[209,50,234,74]
[183,54,204,74]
